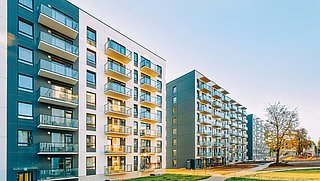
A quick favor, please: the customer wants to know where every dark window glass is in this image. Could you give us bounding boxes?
[134,121,138,135]
[86,113,96,131]
[134,52,138,67]
[157,65,162,78]
[86,157,96,175]
[134,70,138,84]
[87,27,96,46]
[86,71,96,88]
[86,135,96,152]
[134,104,138,118]
[18,130,32,146]
[134,87,138,101]
[87,49,96,67]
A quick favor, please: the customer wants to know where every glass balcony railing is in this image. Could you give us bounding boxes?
[212,90,222,98]
[140,77,161,89]
[38,114,78,129]
[213,142,221,147]
[40,4,78,31]
[141,57,160,73]
[200,94,211,103]
[198,106,212,113]
[38,87,78,104]
[198,129,212,135]
[212,111,223,117]
[104,145,132,153]
[212,101,222,107]
[104,82,132,96]
[140,94,161,106]
[104,124,132,134]
[199,141,212,146]
[197,152,212,157]
[104,61,132,78]
[198,83,212,92]
[104,103,132,116]
[39,32,78,55]
[140,129,161,138]
[104,165,132,175]
[105,40,132,59]
[38,142,78,153]
[140,146,157,154]
[140,163,161,171]
[39,59,78,80]
[39,168,78,180]
[212,122,222,127]
[222,124,230,129]
[212,132,223,137]
[140,112,162,122]
[198,117,211,124]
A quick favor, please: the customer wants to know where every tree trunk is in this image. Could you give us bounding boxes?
[276,149,280,164]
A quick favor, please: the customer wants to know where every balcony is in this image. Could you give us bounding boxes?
[140,163,161,172]
[230,105,236,111]
[104,82,132,101]
[198,106,212,114]
[104,124,132,135]
[140,94,161,108]
[213,142,221,147]
[104,145,132,154]
[212,101,222,108]
[140,146,157,154]
[37,87,78,108]
[197,152,212,157]
[140,77,160,92]
[105,40,132,64]
[104,165,132,175]
[37,114,78,131]
[197,129,212,136]
[212,132,222,137]
[212,111,223,118]
[38,32,78,62]
[140,112,161,123]
[212,122,222,127]
[212,90,222,99]
[198,117,211,125]
[214,153,222,157]
[243,119,248,124]
[104,103,132,118]
[230,122,237,128]
[38,59,78,85]
[198,83,212,93]
[242,127,248,131]
[140,129,161,138]
[39,168,78,181]
[199,141,212,147]
[104,61,132,82]
[38,4,78,39]
[200,94,211,104]
[221,124,230,130]
[38,142,78,155]
[221,96,231,103]
[230,113,236,119]
[140,57,160,77]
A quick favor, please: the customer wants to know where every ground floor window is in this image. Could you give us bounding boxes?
[17,172,32,181]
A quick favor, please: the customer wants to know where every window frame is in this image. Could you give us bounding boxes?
[18,102,33,120]
[18,46,33,66]
[86,113,96,131]
[18,18,33,38]
[86,49,96,67]
[86,135,96,152]
[86,92,96,109]
[17,130,32,147]
[86,156,96,175]
[18,0,33,11]
[86,71,96,88]
[86,27,96,46]
[18,74,33,93]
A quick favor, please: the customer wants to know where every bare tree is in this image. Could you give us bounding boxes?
[264,102,300,164]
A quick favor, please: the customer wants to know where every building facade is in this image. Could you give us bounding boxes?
[246,114,268,161]
[166,70,248,169]
[1,0,166,180]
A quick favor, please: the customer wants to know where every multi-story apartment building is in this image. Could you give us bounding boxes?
[246,114,268,161]
[1,0,166,180]
[166,70,248,169]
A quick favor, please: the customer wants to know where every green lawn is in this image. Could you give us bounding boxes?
[125,174,211,181]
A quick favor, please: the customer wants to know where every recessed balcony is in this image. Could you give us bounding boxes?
[104,145,132,154]
[199,141,212,147]
[199,94,211,104]
[212,111,223,118]
[140,94,161,108]
[221,114,230,121]
[104,124,132,135]
[222,124,230,130]
[140,77,160,92]
[140,112,161,124]
[104,103,132,118]
[140,146,157,154]
[140,163,161,172]
[230,122,237,128]
[213,143,222,147]
[38,32,78,62]
[38,142,78,155]
[104,165,132,175]
[140,129,161,138]
[198,106,212,115]
[221,105,230,112]
[38,4,78,39]
[198,83,212,94]
[230,113,236,119]
[197,129,212,136]
[104,61,132,82]
[230,105,236,111]
[197,152,212,157]
[212,121,222,127]
[37,87,78,108]
[198,117,211,125]
[38,59,78,85]
[37,114,78,131]
[212,90,222,99]
[212,101,222,108]
[212,132,223,137]
[140,57,160,77]
[39,168,78,181]
[104,82,132,101]
[105,40,132,64]
[221,96,231,103]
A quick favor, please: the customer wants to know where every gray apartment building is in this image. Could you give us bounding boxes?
[166,70,248,169]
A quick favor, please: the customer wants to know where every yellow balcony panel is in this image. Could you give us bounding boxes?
[104,61,132,82]
[104,82,132,101]
[104,103,132,119]
[104,124,132,136]
[105,40,132,65]
[140,57,160,77]
[140,94,161,108]
[140,77,160,92]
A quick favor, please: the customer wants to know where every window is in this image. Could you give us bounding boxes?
[157,125,162,137]
[172,117,177,125]
[134,70,138,84]
[17,172,33,181]
[87,49,96,67]
[86,92,96,109]
[157,95,162,107]
[172,159,177,167]
[134,104,138,118]
[18,102,33,119]
[18,46,33,65]
[134,121,138,135]
[18,130,32,146]
[172,107,177,114]
[86,71,96,88]
[157,141,162,153]
[18,19,33,38]
[19,0,33,10]
[172,128,177,135]
[18,74,33,92]
[172,96,177,104]
[172,86,177,94]
[134,156,138,171]
[134,139,138,153]
[87,27,96,46]
[172,138,177,146]
[134,87,138,101]
[134,52,138,67]
[157,65,162,78]
[172,149,177,157]
[157,80,162,92]
[86,135,96,152]
[86,113,96,131]
[86,157,96,175]
[157,110,162,123]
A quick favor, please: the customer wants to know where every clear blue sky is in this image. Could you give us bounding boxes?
[70,0,320,141]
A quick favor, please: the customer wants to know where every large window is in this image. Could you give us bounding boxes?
[157,95,162,107]
[172,128,177,135]
[86,157,96,175]
[18,74,33,92]
[86,71,96,88]
[86,49,96,67]
[86,113,96,131]
[18,130,32,147]
[157,65,162,78]
[157,110,162,122]
[134,70,138,84]
[86,92,96,109]
[133,121,138,135]
[134,52,138,67]
[86,135,96,152]
[134,139,138,153]
[172,96,177,104]
[172,86,177,94]
[134,87,138,101]
[18,46,33,65]
[134,104,138,118]
[87,27,96,46]
[18,102,33,119]
[18,0,33,10]
[18,19,33,38]
[157,80,162,92]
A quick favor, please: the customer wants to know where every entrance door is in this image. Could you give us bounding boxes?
[17,172,32,181]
